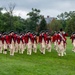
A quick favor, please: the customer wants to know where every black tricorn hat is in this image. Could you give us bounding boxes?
[26,30,31,33]
[72,32,75,34]
[9,30,14,33]
[57,31,60,34]
[3,32,7,35]
[0,31,2,34]
[14,31,18,34]
[60,28,63,31]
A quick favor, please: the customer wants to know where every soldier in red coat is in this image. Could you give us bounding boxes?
[19,33,25,54]
[24,31,33,44]
[39,33,42,43]
[17,34,20,49]
[57,29,68,56]
[22,33,26,51]
[52,31,58,42]
[52,31,58,51]
[39,31,47,43]
[5,33,10,50]
[46,33,52,52]
[24,33,28,50]
[9,31,15,56]
[43,32,48,43]
[70,32,75,52]
[32,33,37,53]
[39,31,46,54]
[26,31,33,55]
[2,33,8,54]
[13,32,18,53]
[70,32,75,43]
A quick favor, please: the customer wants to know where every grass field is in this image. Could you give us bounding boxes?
[0,37,75,75]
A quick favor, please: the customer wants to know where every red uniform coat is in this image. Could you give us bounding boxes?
[13,34,17,43]
[24,33,33,44]
[9,35,15,44]
[70,35,75,43]
[39,33,47,43]
[57,33,67,44]
[43,33,48,42]
[46,37,51,44]
[39,34,42,43]
[52,34,58,42]
[21,35,25,44]
[32,36,37,44]
[17,35,20,44]
[1,36,5,44]
[5,35,10,44]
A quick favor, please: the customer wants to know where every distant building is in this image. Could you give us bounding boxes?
[38,16,55,25]
[45,16,54,24]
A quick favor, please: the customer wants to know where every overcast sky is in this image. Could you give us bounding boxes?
[0,0,75,19]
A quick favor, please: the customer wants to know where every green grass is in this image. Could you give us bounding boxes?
[0,37,75,75]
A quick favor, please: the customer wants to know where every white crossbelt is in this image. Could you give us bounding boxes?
[59,33,65,41]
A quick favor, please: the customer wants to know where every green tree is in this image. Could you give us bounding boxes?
[27,8,41,31]
[4,3,16,29]
[0,7,26,33]
[57,12,68,30]
[48,18,62,32]
[65,11,75,36]
[65,15,75,36]
[39,17,47,32]
[13,16,26,33]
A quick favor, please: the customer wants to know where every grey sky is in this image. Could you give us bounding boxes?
[0,0,75,19]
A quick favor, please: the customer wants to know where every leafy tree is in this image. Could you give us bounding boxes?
[57,12,68,30]
[65,14,75,36]
[13,16,26,33]
[27,8,41,31]
[48,18,62,32]
[4,3,16,29]
[39,17,47,32]
[0,7,26,33]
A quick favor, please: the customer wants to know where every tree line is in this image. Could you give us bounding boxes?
[0,4,75,36]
